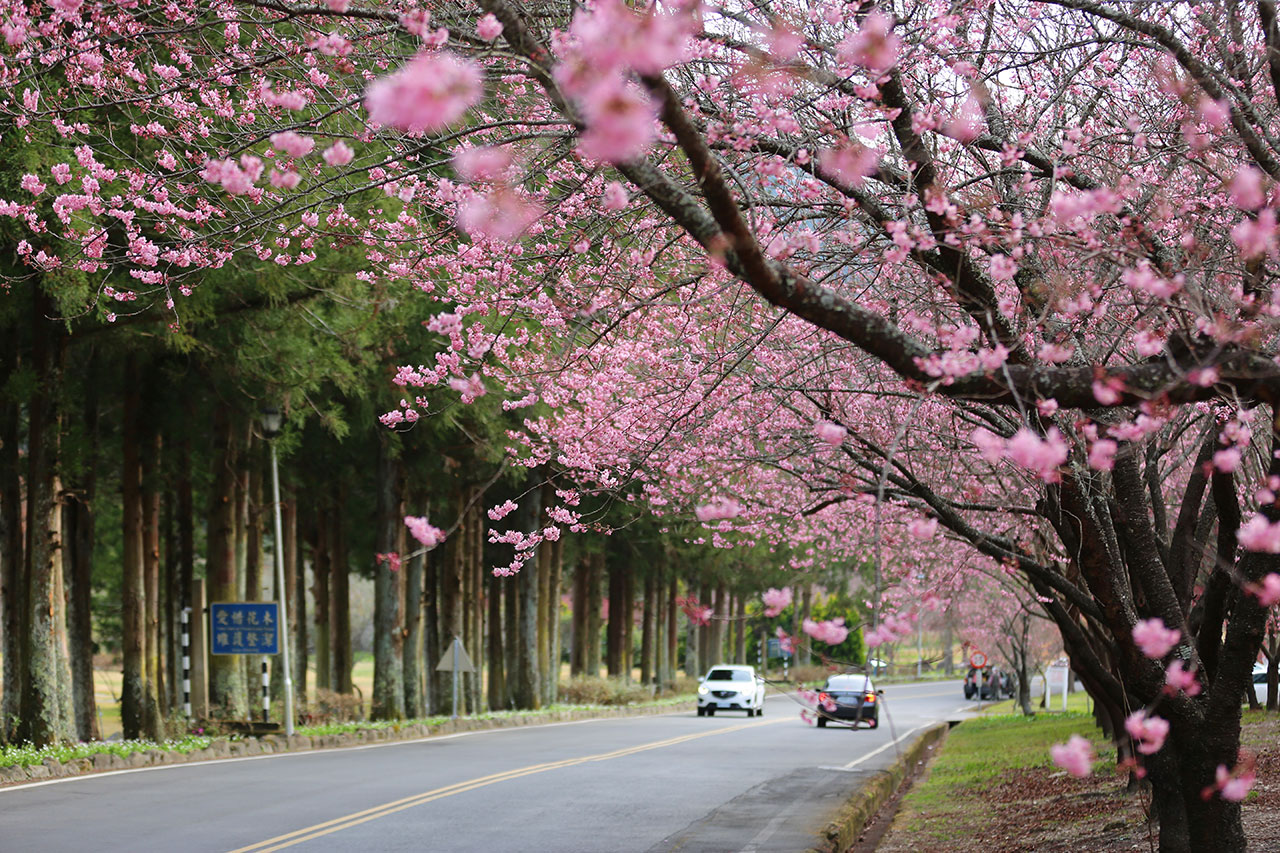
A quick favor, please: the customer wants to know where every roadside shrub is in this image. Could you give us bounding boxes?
[559,676,653,706]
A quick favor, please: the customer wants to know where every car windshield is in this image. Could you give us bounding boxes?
[825,676,870,692]
[706,669,752,682]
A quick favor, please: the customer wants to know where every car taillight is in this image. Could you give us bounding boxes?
[864,692,876,703]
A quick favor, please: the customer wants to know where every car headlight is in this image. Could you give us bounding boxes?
[698,686,708,695]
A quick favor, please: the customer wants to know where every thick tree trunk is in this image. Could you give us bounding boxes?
[640,573,655,686]
[426,546,442,713]
[403,534,425,719]
[19,298,73,746]
[734,593,746,664]
[121,369,146,738]
[207,406,245,719]
[941,605,955,676]
[66,381,99,741]
[291,494,307,706]
[512,488,542,709]
[331,494,352,696]
[0,345,24,742]
[570,558,586,676]
[698,583,711,674]
[622,569,634,680]
[311,508,331,693]
[501,559,518,710]
[585,552,603,678]
[667,575,678,683]
[547,535,563,702]
[142,429,165,740]
[371,434,404,720]
[605,555,624,678]
[535,503,551,703]
[487,561,505,710]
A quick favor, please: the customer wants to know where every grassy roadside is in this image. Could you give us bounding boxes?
[875,711,1139,852]
[877,704,1280,852]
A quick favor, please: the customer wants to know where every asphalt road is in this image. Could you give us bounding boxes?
[0,680,972,853]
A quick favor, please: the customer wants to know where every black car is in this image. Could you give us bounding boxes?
[815,674,880,728]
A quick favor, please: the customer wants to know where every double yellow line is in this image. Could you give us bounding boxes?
[229,716,782,852]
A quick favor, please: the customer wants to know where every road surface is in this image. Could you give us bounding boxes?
[0,680,972,852]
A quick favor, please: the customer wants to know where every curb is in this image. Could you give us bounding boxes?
[0,700,696,788]
[804,722,949,853]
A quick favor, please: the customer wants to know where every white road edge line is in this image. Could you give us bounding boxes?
[840,724,925,770]
[0,708,716,794]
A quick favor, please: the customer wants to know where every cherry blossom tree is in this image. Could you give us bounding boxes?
[7,0,1280,848]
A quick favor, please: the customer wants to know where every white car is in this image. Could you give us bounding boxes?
[697,664,766,717]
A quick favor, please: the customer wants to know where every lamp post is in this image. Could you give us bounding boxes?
[261,406,294,736]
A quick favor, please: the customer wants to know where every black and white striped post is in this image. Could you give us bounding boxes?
[261,659,270,723]
[181,607,192,720]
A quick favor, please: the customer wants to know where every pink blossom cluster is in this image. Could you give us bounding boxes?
[802,617,849,645]
[814,420,846,446]
[365,52,483,135]
[200,154,263,196]
[269,131,315,158]
[906,517,938,540]
[1164,660,1201,697]
[1124,711,1170,755]
[695,496,742,522]
[775,627,796,655]
[551,0,694,162]
[1237,513,1280,553]
[835,11,900,73]
[864,612,913,648]
[404,516,445,548]
[973,427,1068,482]
[1249,573,1280,606]
[1050,734,1095,778]
[376,551,402,572]
[476,13,503,41]
[761,587,792,617]
[1205,758,1257,803]
[1132,618,1180,659]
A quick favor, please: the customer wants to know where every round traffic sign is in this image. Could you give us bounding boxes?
[970,651,987,668]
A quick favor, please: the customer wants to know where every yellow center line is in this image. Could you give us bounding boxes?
[228,716,784,853]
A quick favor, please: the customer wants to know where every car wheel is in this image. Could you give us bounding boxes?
[964,685,974,699]
[757,706,764,717]
[817,717,826,728]
[697,706,705,717]
[706,707,716,717]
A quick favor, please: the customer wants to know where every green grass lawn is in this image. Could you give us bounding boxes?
[878,710,1127,851]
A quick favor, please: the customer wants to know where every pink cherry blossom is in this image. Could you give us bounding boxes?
[1088,439,1118,471]
[20,174,46,195]
[1237,514,1280,553]
[456,188,541,243]
[476,13,503,41]
[1213,763,1257,802]
[836,12,900,73]
[269,131,315,158]
[1230,167,1265,211]
[762,587,792,617]
[814,420,847,447]
[1050,734,1095,778]
[1164,660,1201,697]
[325,0,349,10]
[1005,427,1068,482]
[944,94,985,144]
[817,144,879,188]
[775,627,796,655]
[323,141,354,167]
[695,496,742,522]
[404,515,445,548]
[577,78,659,164]
[453,146,513,182]
[365,52,483,135]
[1125,711,1170,755]
[1132,618,1180,659]
[803,617,849,645]
[1250,573,1280,606]
[602,181,629,211]
[907,517,938,540]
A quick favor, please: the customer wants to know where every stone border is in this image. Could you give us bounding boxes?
[0,700,696,788]
[804,722,950,853]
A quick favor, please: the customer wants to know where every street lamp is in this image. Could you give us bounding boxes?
[261,405,294,736]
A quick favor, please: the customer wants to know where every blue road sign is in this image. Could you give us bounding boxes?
[210,602,280,655]
[767,637,788,658]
